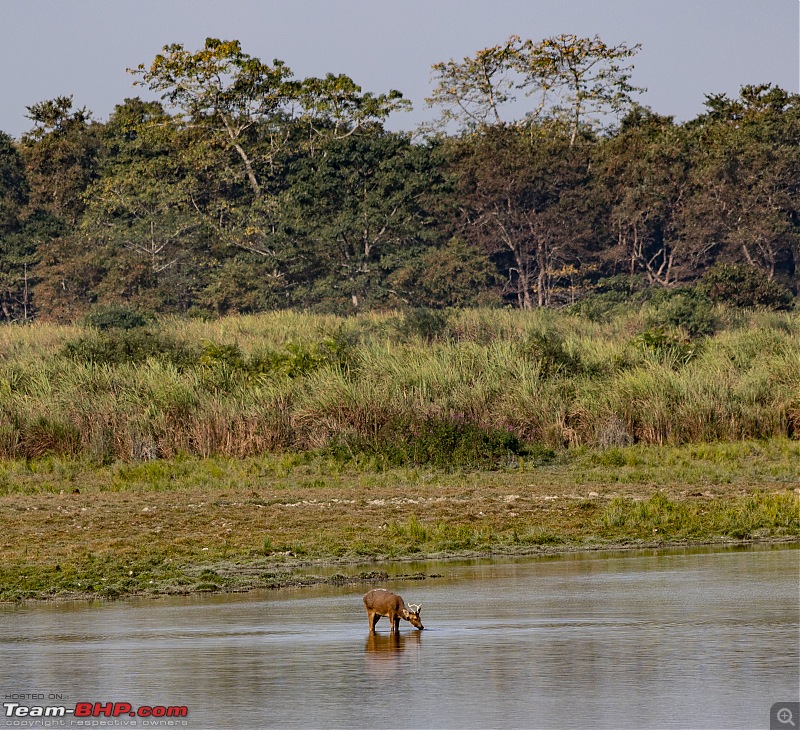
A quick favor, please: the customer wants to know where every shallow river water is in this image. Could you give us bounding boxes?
[1,545,798,729]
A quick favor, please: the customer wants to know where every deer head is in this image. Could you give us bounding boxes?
[403,603,423,629]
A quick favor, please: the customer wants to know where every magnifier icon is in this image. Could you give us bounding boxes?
[778,708,796,726]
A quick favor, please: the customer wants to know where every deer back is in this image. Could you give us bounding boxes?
[363,588,404,615]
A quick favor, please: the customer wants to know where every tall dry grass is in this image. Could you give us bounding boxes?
[0,307,797,463]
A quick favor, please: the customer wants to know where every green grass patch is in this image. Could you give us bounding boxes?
[599,491,799,541]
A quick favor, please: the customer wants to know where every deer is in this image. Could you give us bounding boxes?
[363,588,424,632]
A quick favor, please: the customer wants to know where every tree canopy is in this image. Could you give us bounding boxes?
[0,36,795,322]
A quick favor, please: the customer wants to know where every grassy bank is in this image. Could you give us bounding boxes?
[1,307,798,601]
[0,306,798,464]
[1,439,798,601]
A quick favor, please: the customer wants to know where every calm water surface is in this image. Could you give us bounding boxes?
[1,546,798,729]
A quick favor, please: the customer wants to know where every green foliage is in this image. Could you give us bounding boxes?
[62,328,197,366]
[21,416,82,458]
[633,327,699,367]
[0,550,185,601]
[451,124,593,308]
[395,308,452,342]
[277,128,445,310]
[199,341,245,369]
[389,237,501,309]
[644,287,717,337]
[0,36,795,320]
[599,491,799,539]
[701,264,794,310]
[0,131,34,321]
[426,33,643,138]
[199,334,355,380]
[522,328,585,377]
[1,307,798,462]
[329,415,533,469]
[82,305,151,331]
[569,291,630,321]
[385,516,491,552]
[20,96,100,227]
[568,277,646,321]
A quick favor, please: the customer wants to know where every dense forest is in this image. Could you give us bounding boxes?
[0,35,797,322]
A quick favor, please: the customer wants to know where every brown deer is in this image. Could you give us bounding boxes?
[363,589,424,632]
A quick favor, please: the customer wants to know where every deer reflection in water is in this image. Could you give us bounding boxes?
[365,630,422,655]
[364,629,422,677]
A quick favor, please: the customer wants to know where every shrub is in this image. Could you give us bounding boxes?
[645,287,716,337]
[195,335,357,383]
[329,415,532,469]
[81,306,152,331]
[395,308,452,342]
[701,263,794,310]
[597,274,648,294]
[199,341,246,369]
[569,276,648,321]
[523,329,584,377]
[62,329,198,366]
[633,327,699,367]
[250,337,355,378]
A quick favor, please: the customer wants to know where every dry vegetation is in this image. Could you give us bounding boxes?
[1,306,799,462]
[1,307,799,600]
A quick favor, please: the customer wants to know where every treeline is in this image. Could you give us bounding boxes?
[0,36,797,322]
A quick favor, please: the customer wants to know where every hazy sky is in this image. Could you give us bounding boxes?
[1,0,797,138]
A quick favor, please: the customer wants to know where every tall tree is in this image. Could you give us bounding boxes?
[678,85,800,285]
[427,34,643,141]
[452,125,591,308]
[296,73,411,140]
[78,98,205,311]
[596,106,691,286]
[19,96,100,227]
[0,132,33,320]
[130,39,411,195]
[426,37,523,130]
[130,39,413,295]
[276,129,444,309]
[130,39,294,197]
[517,34,644,144]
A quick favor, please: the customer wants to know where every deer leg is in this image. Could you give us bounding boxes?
[368,611,380,632]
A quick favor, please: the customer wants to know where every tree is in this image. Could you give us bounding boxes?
[517,34,644,144]
[427,34,643,141]
[701,262,794,309]
[79,99,204,311]
[0,132,33,320]
[596,106,691,286]
[678,85,800,286]
[296,73,411,140]
[388,236,501,307]
[20,96,101,227]
[130,38,295,197]
[130,39,412,196]
[451,125,591,308]
[426,37,522,130]
[275,129,444,310]
[130,38,415,303]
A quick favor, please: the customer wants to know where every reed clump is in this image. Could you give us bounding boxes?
[0,306,798,465]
